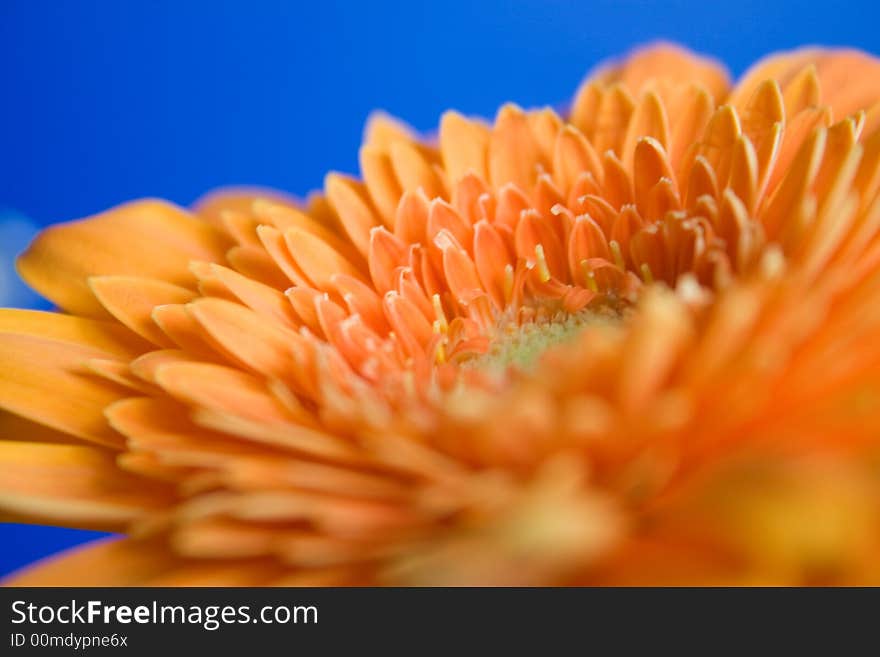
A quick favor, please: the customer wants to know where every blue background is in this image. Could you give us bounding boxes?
[1,0,878,578]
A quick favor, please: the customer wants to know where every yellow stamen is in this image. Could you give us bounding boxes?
[639,262,654,284]
[432,293,448,333]
[609,240,625,269]
[435,337,447,364]
[580,260,599,293]
[535,244,551,283]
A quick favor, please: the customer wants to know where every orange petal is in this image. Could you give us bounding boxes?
[739,79,785,153]
[489,104,543,191]
[285,227,365,292]
[570,81,602,137]
[18,199,229,317]
[453,172,493,225]
[0,334,125,447]
[762,124,826,240]
[599,42,730,103]
[0,441,170,530]
[732,48,880,120]
[130,349,205,385]
[495,183,533,233]
[383,291,433,357]
[617,289,692,411]
[633,137,676,217]
[89,276,197,347]
[623,90,670,169]
[698,105,741,187]
[591,84,636,156]
[727,135,759,213]
[602,150,634,209]
[218,209,263,248]
[684,155,719,209]
[363,111,418,149]
[285,286,325,336]
[360,144,401,225]
[553,125,604,195]
[193,187,296,226]
[2,537,181,586]
[325,173,380,256]
[255,224,311,287]
[440,110,490,185]
[474,220,514,309]
[397,266,434,321]
[393,189,430,245]
[0,308,148,358]
[0,410,82,446]
[528,107,564,163]
[209,264,300,328]
[86,358,154,394]
[154,360,292,423]
[369,226,409,293]
[251,199,363,266]
[515,210,566,281]
[568,215,611,280]
[225,244,293,290]
[188,298,306,378]
[427,198,474,252]
[331,273,389,334]
[440,240,484,305]
[390,140,444,200]
[151,303,219,359]
[668,84,714,170]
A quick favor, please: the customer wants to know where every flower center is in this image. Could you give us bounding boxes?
[464,304,623,374]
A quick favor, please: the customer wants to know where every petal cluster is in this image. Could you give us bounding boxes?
[3,44,880,585]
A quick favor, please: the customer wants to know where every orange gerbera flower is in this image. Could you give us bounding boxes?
[3,43,880,586]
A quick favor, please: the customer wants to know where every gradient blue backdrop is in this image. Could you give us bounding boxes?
[1,0,878,578]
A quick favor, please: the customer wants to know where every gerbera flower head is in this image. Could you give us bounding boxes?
[3,43,880,585]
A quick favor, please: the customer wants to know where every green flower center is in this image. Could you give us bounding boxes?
[466,305,623,374]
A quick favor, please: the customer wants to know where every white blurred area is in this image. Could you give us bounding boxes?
[0,211,47,309]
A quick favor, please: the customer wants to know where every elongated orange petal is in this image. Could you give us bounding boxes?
[623,90,670,169]
[0,308,149,357]
[325,174,381,257]
[394,190,430,245]
[591,85,635,156]
[383,291,433,357]
[369,226,409,293]
[440,111,490,184]
[89,276,197,347]
[285,227,365,292]
[633,137,676,216]
[441,241,484,305]
[18,200,229,318]
[0,334,126,447]
[598,42,730,103]
[188,298,305,379]
[489,104,543,191]
[428,198,474,252]
[208,264,300,328]
[515,211,566,281]
[568,215,612,280]
[154,361,292,423]
[553,125,604,194]
[2,537,186,586]
[473,221,513,309]
[0,441,171,530]
[390,140,444,200]
[331,273,389,334]
[360,144,402,225]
